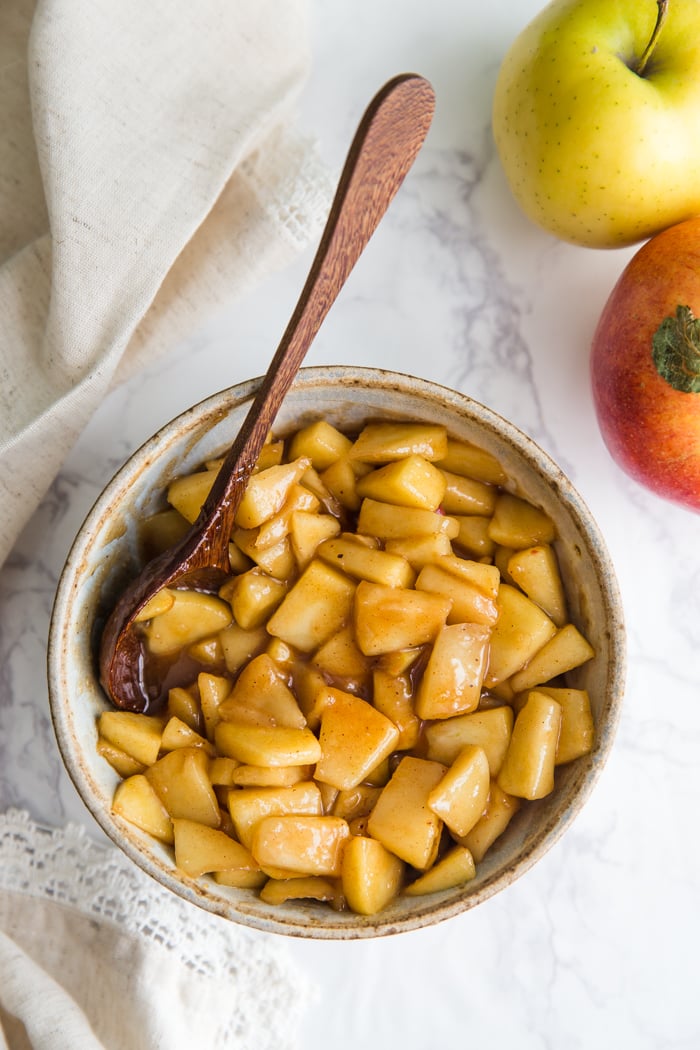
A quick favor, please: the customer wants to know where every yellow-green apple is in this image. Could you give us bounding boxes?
[590,217,700,511]
[492,0,700,248]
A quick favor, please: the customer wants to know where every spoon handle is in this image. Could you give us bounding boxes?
[198,73,436,566]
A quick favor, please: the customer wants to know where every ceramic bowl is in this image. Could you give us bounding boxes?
[48,366,625,939]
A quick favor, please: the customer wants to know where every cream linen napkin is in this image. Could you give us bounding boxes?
[0,0,333,569]
[0,810,314,1050]
[0,0,334,1045]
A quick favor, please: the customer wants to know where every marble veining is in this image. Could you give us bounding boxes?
[1,1,699,1047]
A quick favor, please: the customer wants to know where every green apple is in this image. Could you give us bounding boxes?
[590,216,700,511]
[493,0,700,248]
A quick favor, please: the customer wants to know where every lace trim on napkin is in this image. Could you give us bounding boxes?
[0,808,314,1049]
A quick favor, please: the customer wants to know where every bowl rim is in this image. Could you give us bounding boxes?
[47,365,626,939]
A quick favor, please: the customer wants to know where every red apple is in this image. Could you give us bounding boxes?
[590,217,700,512]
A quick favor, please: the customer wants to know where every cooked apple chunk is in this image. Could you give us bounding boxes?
[98,710,163,767]
[415,623,491,719]
[349,422,448,463]
[227,781,323,850]
[141,589,232,656]
[341,835,404,915]
[112,774,174,844]
[266,559,356,652]
[507,544,567,627]
[404,845,476,896]
[355,454,447,510]
[427,744,490,837]
[146,747,221,827]
[172,819,260,879]
[354,580,452,656]
[215,723,322,768]
[251,814,350,877]
[314,689,400,790]
[367,757,447,870]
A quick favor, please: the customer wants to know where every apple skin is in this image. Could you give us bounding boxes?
[493,0,700,248]
[590,217,700,512]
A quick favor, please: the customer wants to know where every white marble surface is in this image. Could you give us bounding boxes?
[1,1,699,1047]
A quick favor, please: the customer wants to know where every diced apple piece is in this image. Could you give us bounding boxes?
[497,691,562,800]
[349,422,448,463]
[438,469,497,516]
[266,560,356,652]
[251,815,350,877]
[194,672,230,742]
[312,625,371,684]
[167,685,203,733]
[424,706,514,776]
[341,835,404,915]
[234,458,310,529]
[314,690,400,790]
[290,510,341,569]
[355,455,447,511]
[232,764,312,787]
[227,569,287,631]
[484,583,557,686]
[316,535,415,588]
[288,420,353,470]
[460,781,521,862]
[357,498,459,540]
[415,623,491,719]
[218,624,268,675]
[510,623,596,693]
[507,545,567,627]
[320,456,370,512]
[98,710,163,767]
[146,747,220,827]
[218,654,306,729]
[404,845,476,896]
[227,781,323,849]
[488,492,556,547]
[214,723,321,767]
[427,745,491,837]
[367,757,447,870]
[384,532,453,570]
[160,716,215,755]
[453,515,496,559]
[260,876,344,908]
[96,738,145,778]
[172,819,260,879]
[133,588,175,623]
[167,467,218,523]
[435,439,507,485]
[532,686,595,764]
[112,774,174,844]
[141,590,231,656]
[208,756,241,787]
[372,670,420,750]
[415,563,498,627]
[354,580,452,656]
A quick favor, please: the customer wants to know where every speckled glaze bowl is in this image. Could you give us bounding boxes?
[47,366,626,939]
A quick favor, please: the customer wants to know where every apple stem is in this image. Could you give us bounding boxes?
[636,0,669,77]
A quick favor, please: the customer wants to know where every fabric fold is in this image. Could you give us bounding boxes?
[0,0,332,568]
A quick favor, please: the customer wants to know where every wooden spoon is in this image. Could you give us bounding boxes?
[99,73,435,712]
